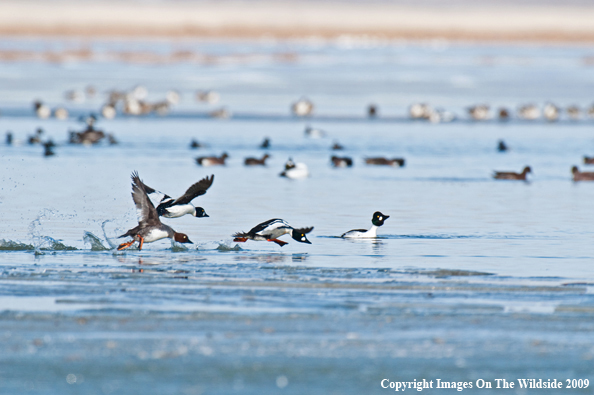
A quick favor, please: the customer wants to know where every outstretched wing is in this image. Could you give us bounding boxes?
[130,171,160,226]
[250,218,290,235]
[172,175,214,205]
[140,182,157,195]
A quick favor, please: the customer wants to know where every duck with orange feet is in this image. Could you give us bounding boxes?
[117,172,193,251]
[233,219,313,247]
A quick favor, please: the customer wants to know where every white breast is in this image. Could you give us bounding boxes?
[282,163,309,179]
[163,204,195,218]
[143,228,171,243]
[342,226,378,239]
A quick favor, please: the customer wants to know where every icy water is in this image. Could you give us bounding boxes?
[1,39,594,394]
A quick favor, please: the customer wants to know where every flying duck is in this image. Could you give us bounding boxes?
[117,172,193,251]
[143,175,214,218]
[233,219,313,247]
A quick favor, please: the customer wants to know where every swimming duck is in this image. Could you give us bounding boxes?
[341,212,389,238]
[428,108,455,124]
[260,137,271,149]
[196,153,228,166]
[64,90,84,102]
[190,139,204,149]
[543,103,560,122]
[304,126,326,139]
[583,156,594,165]
[368,104,378,118]
[196,90,220,104]
[571,166,594,181]
[117,172,193,251]
[566,105,581,120]
[28,128,44,145]
[280,161,309,179]
[54,107,69,120]
[291,98,314,117]
[331,141,344,150]
[233,219,313,247]
[209,107,231,119]
[468,105,490,121]
[517,104,540,120]
[331,156,353,167]
[409,103,432,120]
[493,166,531,180]
[43,140,56,157]
[69,129,106,145]
[166,90,180,105]
[142,174,214,218]
[365,157,405,167]
[498,108,510,121]
[5,132,13,145]
[34,101,51,119]
[497,140,508,152]
[101,104,117,119]
[284,158,296,170]
[244,154,270,166]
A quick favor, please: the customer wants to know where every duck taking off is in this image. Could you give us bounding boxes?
[117,172,193,251]
[341,211,389,238]
[233,219,313,247]
[142,174,214,218]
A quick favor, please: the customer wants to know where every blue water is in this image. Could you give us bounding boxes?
[1,38,594,394]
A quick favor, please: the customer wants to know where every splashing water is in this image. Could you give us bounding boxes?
[82,231,110,251]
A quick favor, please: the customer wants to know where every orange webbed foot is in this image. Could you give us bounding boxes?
[117,240,135,251]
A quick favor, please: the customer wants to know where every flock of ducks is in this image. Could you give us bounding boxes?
[4,115,117,157]
[6,118,594,182]
[494,139,594,182]
[19,85,594,123]
[411,102,594,123]
[188,131,406,180]
[117,172,389,251]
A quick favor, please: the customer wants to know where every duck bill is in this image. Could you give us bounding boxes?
[185,239,193,244]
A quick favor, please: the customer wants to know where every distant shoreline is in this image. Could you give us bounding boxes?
[2,1,594,43]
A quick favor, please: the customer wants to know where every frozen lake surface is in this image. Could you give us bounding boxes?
[1,38,594,394]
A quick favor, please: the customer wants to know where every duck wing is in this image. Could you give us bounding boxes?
[131,171,161,227]
[171,174,214,205]
[250,219,291,235]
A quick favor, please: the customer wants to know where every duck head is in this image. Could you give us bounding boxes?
[194,207,209,218]
[372,212,389,227]
[174,233,193,244]
[291,227,313,244]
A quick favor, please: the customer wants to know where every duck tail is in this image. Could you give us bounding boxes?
[232,232,250,242]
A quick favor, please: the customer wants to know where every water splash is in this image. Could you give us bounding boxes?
[0,239,35,251]
[25,209,77,251]
[217,243,243,252]
[0,238,76,251]
[83,232,110,251]
[170,240,190,252]
[101,220,120,249]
